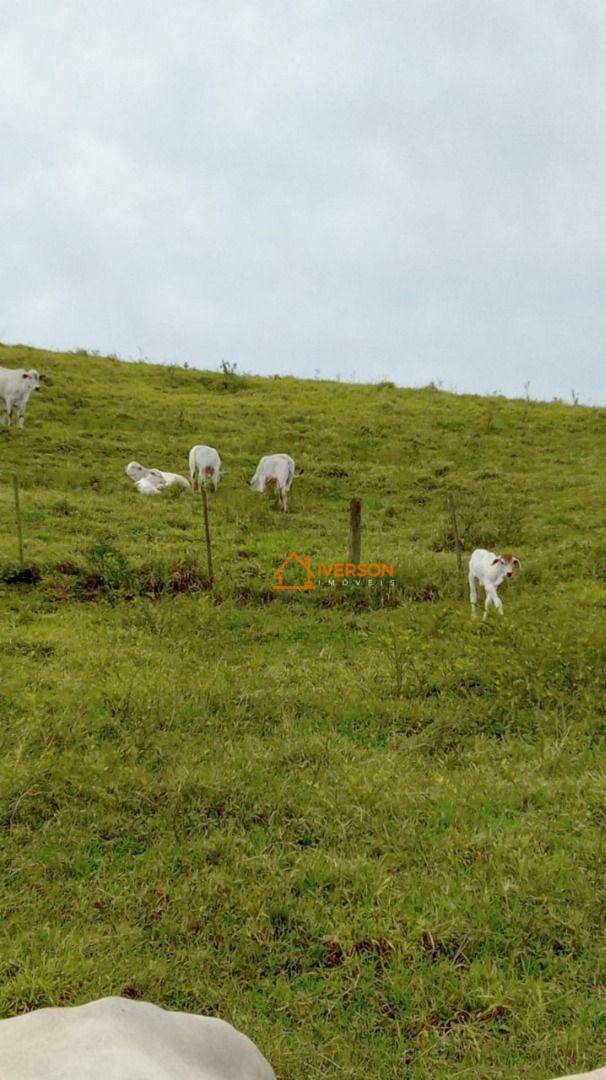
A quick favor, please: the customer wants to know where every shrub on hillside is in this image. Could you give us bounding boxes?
[431,493,526,553]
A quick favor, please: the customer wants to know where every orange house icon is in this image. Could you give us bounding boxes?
[272,551,316,591]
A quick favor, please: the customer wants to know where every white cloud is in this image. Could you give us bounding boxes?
[1,1,605,400]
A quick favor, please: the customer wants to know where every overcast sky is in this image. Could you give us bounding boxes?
[2,2,605,401]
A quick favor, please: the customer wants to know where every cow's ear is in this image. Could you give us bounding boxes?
[513,557,521,567]
[491,557,500,565]
[22,372,29,379]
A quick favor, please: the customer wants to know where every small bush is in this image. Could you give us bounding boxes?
[321,465,349,479]
[0,564,42,585]
[84,540,131,591]
[431,492,526,552]
[52,499,76,517]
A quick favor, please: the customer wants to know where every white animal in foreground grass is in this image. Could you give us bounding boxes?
[0,996,276,1080]
[189,444,222,491]
[468,548,521,620]
[125,461,190,495]
[552,1069,606,1079]
[0,367,43,429]
[250,453,295,511]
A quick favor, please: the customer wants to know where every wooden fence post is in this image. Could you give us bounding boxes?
[349,498,362,564]
[447,492,462,572]
[200,487,214,585]
[12,474,24,567]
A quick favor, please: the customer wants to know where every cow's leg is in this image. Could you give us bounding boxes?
[469,573,478,618]
[16,406,25,430]
[281,487,288,512]
[484,586,503,620]
[492,588,504,616]
[483,589,492,621]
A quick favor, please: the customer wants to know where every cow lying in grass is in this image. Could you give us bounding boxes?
[125,461,191,494]
[0,996,276,1079]
[468,548,521,620]
[250,453,295,511]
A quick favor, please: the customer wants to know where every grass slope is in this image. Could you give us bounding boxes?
[1,343,606,1079]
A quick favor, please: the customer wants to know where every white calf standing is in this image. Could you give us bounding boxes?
[250,453,295,512]
[189,445,222,491]
[0,367,43,429]
[468,549,521,620]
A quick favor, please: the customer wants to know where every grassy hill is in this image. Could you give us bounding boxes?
[1,343,606,1078]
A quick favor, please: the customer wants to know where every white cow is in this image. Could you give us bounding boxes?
[552,1070,606,1079]
[468,548,521,620]
[0,996,276,1079]
[250,453,295,511]
[189,445,222,491]
[135,474,166,495]
[0,367,43,429]
[125,461,190,495]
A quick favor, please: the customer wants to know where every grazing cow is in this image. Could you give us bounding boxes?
[0,996,276,1079]
[468,548,521,620]
[189,445,222,491]
[0,367,43,429]
[250,453,295,512]
[125,461,190,494]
